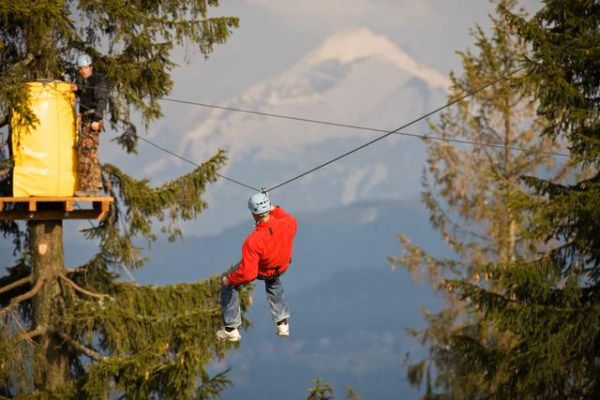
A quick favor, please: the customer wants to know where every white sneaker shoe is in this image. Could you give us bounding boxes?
[216,327,241,342]
[276,321,289,337]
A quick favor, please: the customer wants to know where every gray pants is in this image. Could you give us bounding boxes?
[220,275,290,328]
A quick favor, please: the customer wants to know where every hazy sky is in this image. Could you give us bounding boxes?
[114,0,543,237]
[74,0,546,241]
[168,0,541,102]
[149,0,544,180]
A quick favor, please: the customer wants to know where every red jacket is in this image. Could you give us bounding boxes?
[227,206,298,286]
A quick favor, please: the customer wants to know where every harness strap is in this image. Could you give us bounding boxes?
[256,258,292,281]
[257,267,283,281]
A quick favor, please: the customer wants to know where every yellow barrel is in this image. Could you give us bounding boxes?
[11,81,77,197]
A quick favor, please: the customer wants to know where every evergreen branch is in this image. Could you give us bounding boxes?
[1,2,242,397]
[0,272,47,317]
[196,369,232,400]
[56,330,107,362]
[17,325,47,344]
[58,272,113,302]
[0,52,36,127]
[423,188,490,247]
[0,275,30,296]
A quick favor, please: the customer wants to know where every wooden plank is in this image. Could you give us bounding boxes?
[0,210,105,221]
[99,199,111,220]
[92,199,112,211]
[0,196,114,203]
[92,199,111,220]
[0,197,114,220]
[68,210,107,220]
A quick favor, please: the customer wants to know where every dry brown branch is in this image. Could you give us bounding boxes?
[0,275,31,295]
[65,267,88,275]
[56,330,108,362]
[58,272,113,301]
[17,325,47,344]
[0,273,47,317]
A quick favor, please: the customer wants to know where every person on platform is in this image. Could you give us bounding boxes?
[71,54,108,197]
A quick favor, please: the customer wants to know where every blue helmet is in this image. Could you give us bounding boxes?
[248,192,271,215]
[77,54,92,68]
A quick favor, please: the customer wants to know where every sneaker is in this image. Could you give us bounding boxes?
[276,320,289,337]
[216,327,241,342]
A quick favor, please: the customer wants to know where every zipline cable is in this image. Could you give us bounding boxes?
[76,82,570,160]
[163,98,561,158]
[162,97,568,158]
[266,66,527,192]
[134,135,261,191]
[69,66,571,194]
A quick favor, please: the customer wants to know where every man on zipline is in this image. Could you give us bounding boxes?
[217,192,298,342]
[71,54,108,197]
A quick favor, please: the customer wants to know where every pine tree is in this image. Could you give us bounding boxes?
[344,387,362,400]
[305,379,362,400]
[306,379,335,400]
[0,1,250,398]
[390,1,570,397]
[444,1,600,398]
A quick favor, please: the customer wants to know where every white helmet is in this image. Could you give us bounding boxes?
[77,54,92,68]
[248,192,271,215]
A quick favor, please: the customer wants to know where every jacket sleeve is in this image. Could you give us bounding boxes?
[227,237,261,286]
[270,206,288,219]
[92,75,109,122]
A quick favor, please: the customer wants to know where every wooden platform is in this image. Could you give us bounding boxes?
[0,196,114,221]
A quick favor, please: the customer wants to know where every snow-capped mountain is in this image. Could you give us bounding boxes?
[137,28,449,236]
[174,28,447,164]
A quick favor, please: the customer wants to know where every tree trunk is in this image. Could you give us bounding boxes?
[29,220,69,389]
[501,86,516,264]
[24,19,68,388]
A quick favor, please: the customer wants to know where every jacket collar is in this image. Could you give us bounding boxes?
[255,215,274,230]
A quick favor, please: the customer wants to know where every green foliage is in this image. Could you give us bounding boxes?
[0,0,244,398]
[0,160,248,398]
[307,379,335,400]
[74,277,251,398]
[0,262,252,397]
[0,0,239,147]
[0,54,37,128]
[390,0,574,398]
[446,255,600,398]
[83,151,228,271]
[444,1,600,398]
[195,369,232,400]
[305,379,363,400]
[345,387,362,400]
[502,0,600,162]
